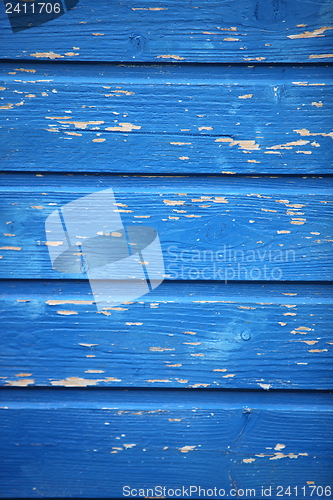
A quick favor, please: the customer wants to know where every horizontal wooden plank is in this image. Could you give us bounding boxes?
[0,63,332,174]
[0,174,332,281]
[0,389,332,498]
[0,0,333,62]
[0,281,332,389]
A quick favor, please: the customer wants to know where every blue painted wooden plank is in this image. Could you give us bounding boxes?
[0,0,333,62]
[0,281,332,389]
[0,63,332,174]
[0,174,332,281]
[0,389,332,498]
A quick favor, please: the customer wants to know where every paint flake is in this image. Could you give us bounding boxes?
[105,123,141,132]
[179,445,196,453]
[56,310,78,315]
[157,55,185,60]
[288,26,333,39]
[51,376,121,386]
[0,246,21,250]
[30,52,63,59]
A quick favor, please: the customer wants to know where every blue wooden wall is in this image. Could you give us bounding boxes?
[0,1,332,498]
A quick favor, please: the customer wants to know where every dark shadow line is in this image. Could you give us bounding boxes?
[0,59,332,67]
[0,278,332,285]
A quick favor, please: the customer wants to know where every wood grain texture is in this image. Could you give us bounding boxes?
[0,0,333,62]
[0,389,332,498]
[0,63,332,174]
[0,2,332,495]
[0,281,332,389]
[0,174,332,281]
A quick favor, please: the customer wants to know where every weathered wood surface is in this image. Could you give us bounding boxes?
[0,2,332,496]
[1,63,332,174]
[0,281,332,389]
[0,389,332,498]
[0,174,332,281]
[1,0,333,62]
